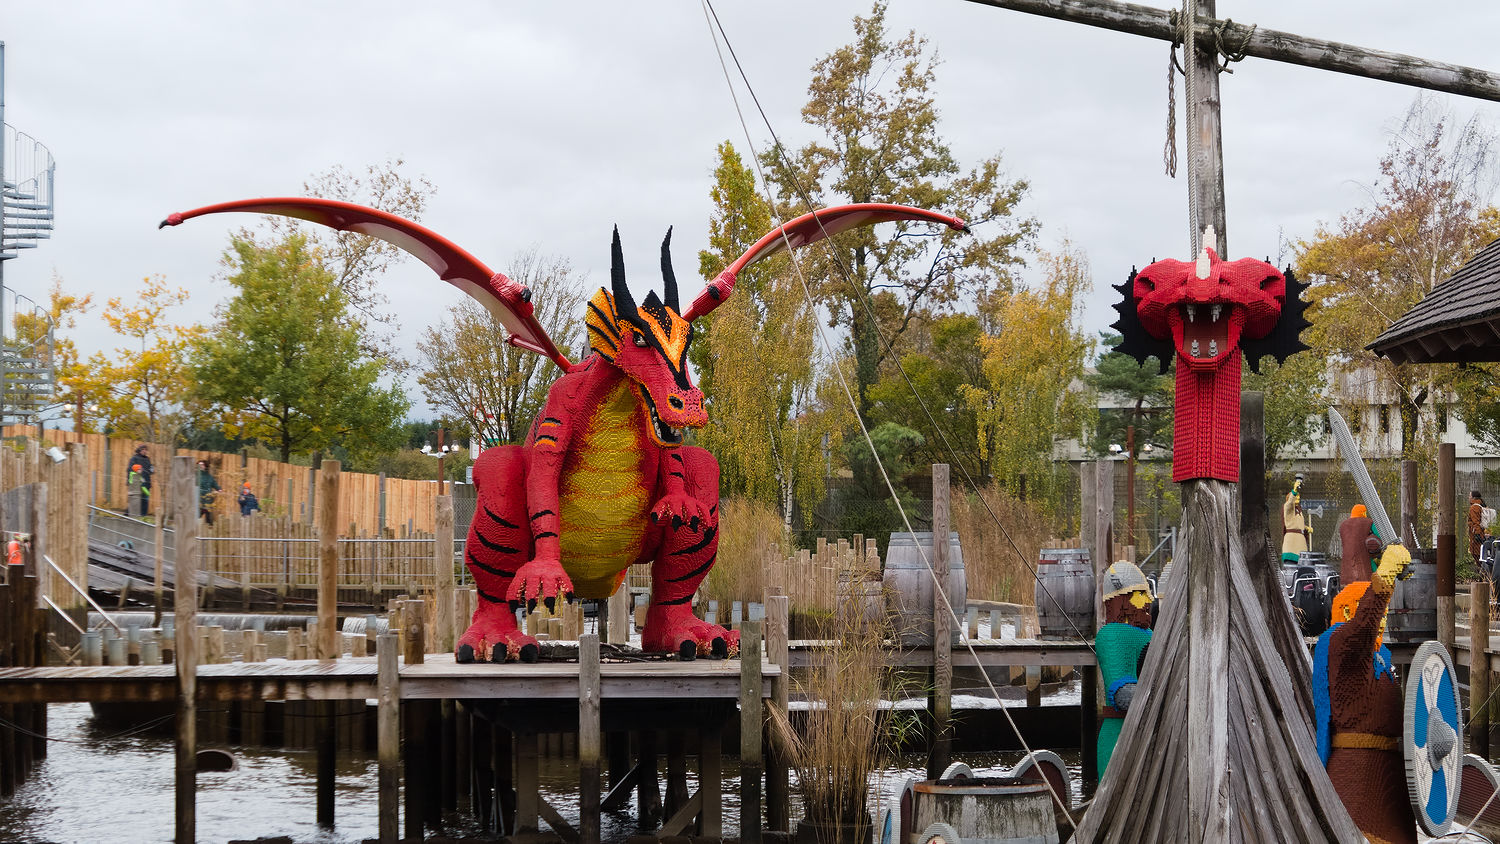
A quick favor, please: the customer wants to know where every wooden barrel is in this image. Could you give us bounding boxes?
[883,532,966,646]
[911,777,1059,844]
[1388,547,1437,643]
[838,574,886,629]
[1034,549,1094,639]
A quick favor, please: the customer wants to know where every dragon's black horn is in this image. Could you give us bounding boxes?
[660,227,679,312]
[611,226,638,319]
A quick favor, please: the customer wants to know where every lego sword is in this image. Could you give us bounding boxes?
[1327,407,1401,547]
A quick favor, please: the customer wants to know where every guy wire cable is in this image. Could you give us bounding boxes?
[701,0,1102,654]
[700,1,1081,826]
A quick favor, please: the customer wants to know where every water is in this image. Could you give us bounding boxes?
[0,704,1083,844]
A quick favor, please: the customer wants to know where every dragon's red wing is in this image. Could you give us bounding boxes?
[684,203,968,321]
[161,198,573,371]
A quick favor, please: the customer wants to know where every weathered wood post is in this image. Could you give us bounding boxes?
[607,585,630,644]
[1472,579,1491,759]
[377,630,400,844]
[317,460,340,661]
[740,618,763,844]
[434,494,455,654]
[765,593,790,831]
[172,456,199,844]
[927,464,953,780]
[1400,460,1419,548]
[153,447,167,627]
[579,633,602,844]
[1439,443,1456,652]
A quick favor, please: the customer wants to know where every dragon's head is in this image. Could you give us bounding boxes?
[1132,246,1285,373]
[585,227,707,447]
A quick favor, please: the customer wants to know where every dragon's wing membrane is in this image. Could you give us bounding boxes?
[160,198,573,371]
[684,203,969,321]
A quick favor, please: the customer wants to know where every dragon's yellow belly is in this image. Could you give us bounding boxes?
[558,381,653,597]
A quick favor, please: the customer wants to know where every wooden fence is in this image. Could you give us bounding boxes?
[4,427,451,536]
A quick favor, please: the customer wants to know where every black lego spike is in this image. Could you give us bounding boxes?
[660,227,679,313]
[1110,268,1175,374]
[1241,267,1312,374]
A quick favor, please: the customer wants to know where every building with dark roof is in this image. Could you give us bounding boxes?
[1369,236,1500,364]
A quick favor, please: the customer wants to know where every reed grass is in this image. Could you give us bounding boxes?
[952,482,1051,604]
[700,496,790,607]
[769,555,915,843]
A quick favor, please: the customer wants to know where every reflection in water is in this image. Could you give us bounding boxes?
[0,703,1082,843]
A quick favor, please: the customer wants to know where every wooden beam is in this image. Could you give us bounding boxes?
[578,634,601,844]
[317,460,340,661]
[739,620,763,844]
[173,456,198,844]
[1471,579,1491,759]
[928,464,953,780]
[959,0,1500,102]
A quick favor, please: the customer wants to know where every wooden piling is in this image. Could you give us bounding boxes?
[377,631,400,844]
[1439,443,1456,651]
[740,619,763,844]
[765,594,790,832]
[317,460,340,661]
[173,456,199,844]
[317,700,335,827]
[698,721,723,837]
[403,599,426,665]
[928,463,952,779]
[435,495,455,654]
[579,633,601,844]
[1473,579,1491,759]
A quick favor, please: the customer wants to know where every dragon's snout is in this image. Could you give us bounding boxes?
[662,390,707,429]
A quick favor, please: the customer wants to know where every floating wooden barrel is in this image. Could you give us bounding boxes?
[1388,547,1437,643]
[1034,549,1094,640]
[911,777,1059,844]
[884,532,966,646]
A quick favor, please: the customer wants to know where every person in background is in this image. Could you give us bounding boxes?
[1470,491,1488,566]
[132,445,154,516]
[238,482,260,517]
[197,459,221,526]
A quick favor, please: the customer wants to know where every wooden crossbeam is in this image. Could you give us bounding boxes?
[961,0,1500,102]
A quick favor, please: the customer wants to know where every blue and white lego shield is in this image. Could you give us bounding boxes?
[1405,640,1463,836]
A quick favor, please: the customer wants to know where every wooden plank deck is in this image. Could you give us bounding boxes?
[0,653,779,704]
[787,637,1097,668]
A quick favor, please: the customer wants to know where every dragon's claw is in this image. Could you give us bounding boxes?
[456,607,540,664]
[643,605,740,660]
[507,558,575,607]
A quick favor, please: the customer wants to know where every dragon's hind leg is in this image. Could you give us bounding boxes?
[457,446,541,664]
[641,447,738,660]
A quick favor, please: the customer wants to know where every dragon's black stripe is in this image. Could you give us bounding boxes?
[534,531,559,540]
[669,527,716,556]
[670,453,683,463]
[484,505,519,530]
[530,510,554,521]
[653,594,693,606]
[466,551,516,579]
[477,587,506,604]
[710,504,718,515]
[543,417,562,426]
[587,302,620,336]
[587,321,619,350]
[669,471,684,479]
[666,553,716,583]
[535,434,558,446]
[476,533,522,555]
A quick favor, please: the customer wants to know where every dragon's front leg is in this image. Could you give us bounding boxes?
[642,447,738,659]
[456,446,542,664]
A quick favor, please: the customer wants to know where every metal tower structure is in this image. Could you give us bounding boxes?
[0,42,59,426]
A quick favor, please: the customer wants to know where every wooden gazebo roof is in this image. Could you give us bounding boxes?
[1369,236,1500,364]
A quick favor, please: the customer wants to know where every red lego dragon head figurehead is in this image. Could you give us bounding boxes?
[585,228,707,447]
[1112,233,1311,483]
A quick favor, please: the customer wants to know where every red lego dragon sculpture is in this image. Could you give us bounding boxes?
[163,198,966,662]
[1109,234,1310,482]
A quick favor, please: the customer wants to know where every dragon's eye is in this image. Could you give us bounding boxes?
[634,333,648,348]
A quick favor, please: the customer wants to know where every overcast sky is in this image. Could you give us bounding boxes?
[3,1,1499,422]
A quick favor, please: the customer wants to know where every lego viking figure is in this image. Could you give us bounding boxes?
[1313,543,1415,844]
[1095,561,1153,779]
[1337,504,1381,585]
[1282,474,1309,562]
